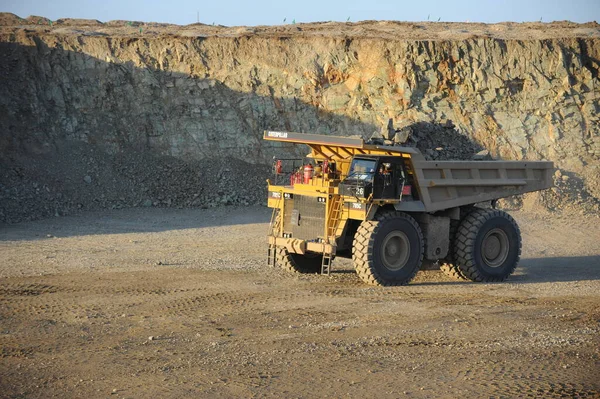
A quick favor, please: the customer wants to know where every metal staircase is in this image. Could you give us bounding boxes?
[321,195,343,275]
[267,201,281,267]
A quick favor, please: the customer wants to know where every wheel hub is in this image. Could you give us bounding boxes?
[381,231,410,271]
[484,236,501,259]
[387,243,398,256]
[481,228,509,268]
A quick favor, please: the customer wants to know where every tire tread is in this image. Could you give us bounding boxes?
[454,208,521,282]
[352,211,423,286]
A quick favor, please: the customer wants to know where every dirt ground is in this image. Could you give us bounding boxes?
[1,206,599,398]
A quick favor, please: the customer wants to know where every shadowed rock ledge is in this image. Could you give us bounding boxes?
[1,14,598,222]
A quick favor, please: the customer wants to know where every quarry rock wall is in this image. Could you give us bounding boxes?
[0,19,599,221]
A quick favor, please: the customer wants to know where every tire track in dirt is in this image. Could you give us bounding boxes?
[160,287,359,317]
[0,280,207,320]
[451,360,600,398]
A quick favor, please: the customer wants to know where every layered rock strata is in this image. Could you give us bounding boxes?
[1,15,598,221]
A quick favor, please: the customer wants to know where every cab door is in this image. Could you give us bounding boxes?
[372,159,408,200]
[372,160,394,199]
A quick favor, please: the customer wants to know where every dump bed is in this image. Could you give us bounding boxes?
[411,159,554,212]
[263,130,554,212]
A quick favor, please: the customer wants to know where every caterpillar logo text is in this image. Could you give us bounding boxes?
[267,131,288,139]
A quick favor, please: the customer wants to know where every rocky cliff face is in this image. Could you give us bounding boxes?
[1,15,599,221]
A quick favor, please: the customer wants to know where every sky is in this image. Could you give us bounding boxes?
[1,0,599,26]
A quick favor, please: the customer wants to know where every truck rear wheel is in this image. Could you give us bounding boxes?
[276,248,322,274]
[352,211,424,286]
[454,208,521,282]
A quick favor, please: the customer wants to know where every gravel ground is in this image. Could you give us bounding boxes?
[0,206,599,398]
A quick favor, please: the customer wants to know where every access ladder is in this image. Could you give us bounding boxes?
[321,195,343,275]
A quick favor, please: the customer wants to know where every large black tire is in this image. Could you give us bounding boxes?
[352,211,424,286]
[454,208,521,282]
[440,218,468,280]
[276,248,323,274]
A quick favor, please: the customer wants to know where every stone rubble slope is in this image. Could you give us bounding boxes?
[0,142,269,223]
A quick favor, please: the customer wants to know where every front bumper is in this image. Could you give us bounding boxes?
[268,236,335,255]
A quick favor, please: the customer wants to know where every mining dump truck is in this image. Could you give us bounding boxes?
[265,131,553,286]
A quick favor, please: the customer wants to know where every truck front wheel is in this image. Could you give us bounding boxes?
[454,208,521,282]
[352,212,424,286]
[276,248,323,274]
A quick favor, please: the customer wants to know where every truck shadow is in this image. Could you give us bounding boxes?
[333,255,600,284]
[511,255,600,284]
[410,255,600,285]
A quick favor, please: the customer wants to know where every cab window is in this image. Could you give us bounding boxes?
[347,159,376,181]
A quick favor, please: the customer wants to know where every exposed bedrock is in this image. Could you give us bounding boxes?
[0,18,599,221]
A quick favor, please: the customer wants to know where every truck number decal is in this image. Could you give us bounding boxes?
[356,187,364,196]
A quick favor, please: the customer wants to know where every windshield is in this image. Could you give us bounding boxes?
[347,159,376,181]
